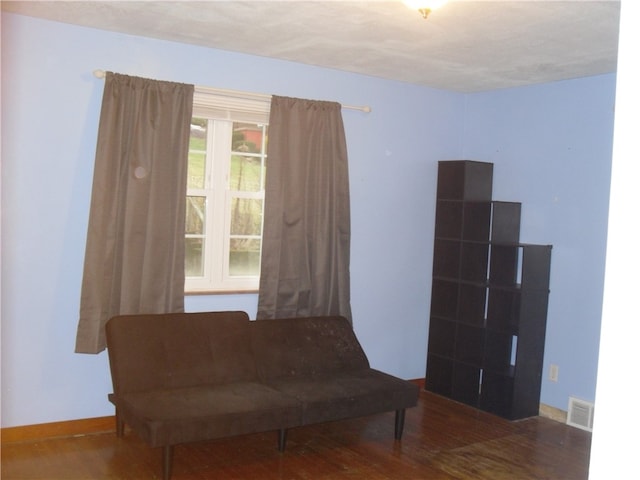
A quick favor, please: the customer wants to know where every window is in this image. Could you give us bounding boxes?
[185,88,270,293]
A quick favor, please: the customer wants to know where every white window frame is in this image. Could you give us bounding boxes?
[185,87,270,293]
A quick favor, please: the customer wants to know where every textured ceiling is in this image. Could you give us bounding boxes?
[2,0,621,92]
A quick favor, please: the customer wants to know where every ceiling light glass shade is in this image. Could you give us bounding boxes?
[403,0,449,17]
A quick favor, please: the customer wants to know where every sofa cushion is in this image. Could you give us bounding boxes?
[264,369,419,425]
[106,311,256,394]
[250,316,370,380]
[116,382,302,447]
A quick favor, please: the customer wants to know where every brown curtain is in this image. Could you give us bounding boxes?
[257,96,352,323]
[75,73,194,354]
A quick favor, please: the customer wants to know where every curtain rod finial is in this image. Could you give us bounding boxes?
[93,69,106,79]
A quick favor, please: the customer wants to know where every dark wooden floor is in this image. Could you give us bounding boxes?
[1,390,591,479]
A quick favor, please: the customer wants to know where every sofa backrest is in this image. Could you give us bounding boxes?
[250,316,370,380]
[106,311,255,394]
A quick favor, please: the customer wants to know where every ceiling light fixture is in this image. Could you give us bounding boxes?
[403,0,449,19]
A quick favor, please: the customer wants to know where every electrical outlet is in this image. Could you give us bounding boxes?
[549,364,559,382]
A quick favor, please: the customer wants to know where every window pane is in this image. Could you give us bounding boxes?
[188,119,207,189]
[230,198,262,235]
[186,196,206,278]
[230,155,262,192]
[233,123,263,154]
[186,237,204,277]
[229,238,261,277]
[186,196,206,235]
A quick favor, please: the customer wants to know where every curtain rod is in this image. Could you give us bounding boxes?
[93,70,371,113]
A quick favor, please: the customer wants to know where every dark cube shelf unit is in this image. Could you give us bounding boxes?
[426,160,552,420]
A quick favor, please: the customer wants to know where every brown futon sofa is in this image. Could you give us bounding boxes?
[105,311,419,480]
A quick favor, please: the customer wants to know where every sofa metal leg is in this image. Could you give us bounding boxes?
[278,429,288,452]
[163,445,174,480]
[394,409,406,440]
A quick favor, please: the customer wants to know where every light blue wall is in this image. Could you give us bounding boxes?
[462,76,615,409]
[1,13,462,427]
[1,12,615,428]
